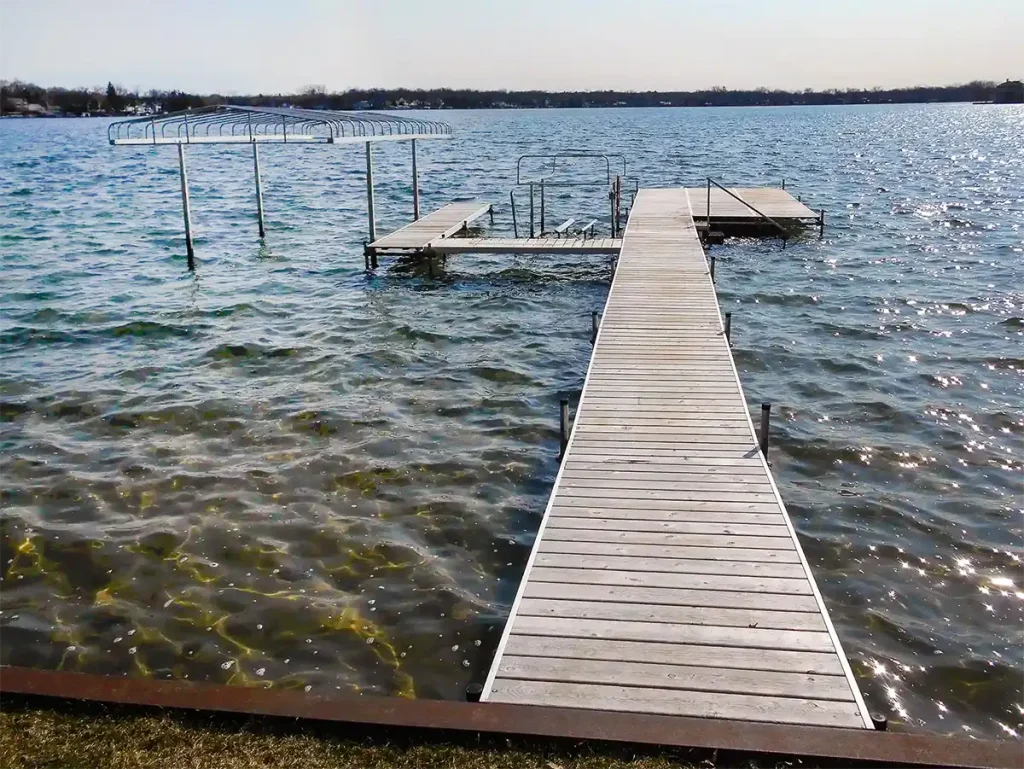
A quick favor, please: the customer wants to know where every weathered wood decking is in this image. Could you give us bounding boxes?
[430,237,621,255]
[482,188,871,729]
[367,201,491,251]
[685,187,818,221]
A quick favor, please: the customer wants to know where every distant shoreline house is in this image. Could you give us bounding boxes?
[2,97,51,116]
[993,80,1024,104]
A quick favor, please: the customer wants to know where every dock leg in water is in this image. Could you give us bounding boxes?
[252,141,265,239]
[365,142,376,242]
[177,143,195,271]
[411,138,419,221]
[760,403,771,459]
[558,399,570,460]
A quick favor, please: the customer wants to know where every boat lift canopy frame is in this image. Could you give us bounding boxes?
[107,105,453,268]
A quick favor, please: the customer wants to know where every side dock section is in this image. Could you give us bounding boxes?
[481,188,872,729]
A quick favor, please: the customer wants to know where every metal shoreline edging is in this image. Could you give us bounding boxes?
[0,667,1018,769]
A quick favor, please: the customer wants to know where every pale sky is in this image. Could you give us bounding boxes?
[1,0,1021,93]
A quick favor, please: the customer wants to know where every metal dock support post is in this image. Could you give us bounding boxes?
[609,189,616,237]
[709,255,716,283]
[252,141,265,238]
[591,311,599,345]
[510,191,518,238]
[411,139,419,221]
[529,183,535,238]
[819,209,825,239]
[540,180,545,235]
[558,399,570,460]
[706,177,712,230]
[724,312,732,343]
[177,143,195,271]
[759,403,771,459]
[365,142,376,242]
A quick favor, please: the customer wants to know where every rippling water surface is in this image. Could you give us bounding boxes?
[1,105,1021,738]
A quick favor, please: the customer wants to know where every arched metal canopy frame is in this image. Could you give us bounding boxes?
[107,105,454,268]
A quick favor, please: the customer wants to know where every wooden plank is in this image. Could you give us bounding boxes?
[536,540,801,563]
[497,655,848,699]
[528,567,811,596]
[547,517,785,537]
[511,616,832,653]
[502,635,844,675]
[530,553,807,580]
[488,680,864,728]
[523,582,820,613]
[548,507,783,523]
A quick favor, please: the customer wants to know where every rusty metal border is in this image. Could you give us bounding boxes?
[0,667,1018,769]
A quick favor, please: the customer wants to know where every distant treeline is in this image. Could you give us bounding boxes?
[2,79,1022,116]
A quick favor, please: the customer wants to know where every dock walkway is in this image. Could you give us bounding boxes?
[367,201,491,252]
[429,236,621,256]
[482,189,871,729]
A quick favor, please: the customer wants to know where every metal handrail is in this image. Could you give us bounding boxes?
[705,177,789,241]
[516,153,627,186]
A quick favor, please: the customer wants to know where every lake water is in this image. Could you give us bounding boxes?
[1,105,1021,740]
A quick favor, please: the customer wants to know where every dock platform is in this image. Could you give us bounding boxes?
[482,188,871,729]
[429,237,621,255]
[685,187,819,222]
[367,201,491,253]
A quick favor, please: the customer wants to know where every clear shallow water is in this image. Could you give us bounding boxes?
[1,105,1021,738]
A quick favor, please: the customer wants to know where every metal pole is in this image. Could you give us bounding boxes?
[709,255,716,283]
[782,178,786,190]
[411,139,419,221]
[540,180,545,235]
[252,141,265,239]
[510,190,518,238]
[724,312,732,343]
[610,174,618,234]
[365,142,376,242]
[819,209,825,239]
[591,311,599,345]
[529,183,535,238]
[489,205,494,226]
[609,190,616,237]
[177,143,195,271]
[759,403,771,459]
[706,177,711,229]
[559,399,570,460]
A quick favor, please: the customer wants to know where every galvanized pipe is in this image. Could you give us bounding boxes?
[724,312,732,344]
[529,183,535,238]
[540,180,545,235]
[819,209,825,239]
[177,143,195,271]
[365,142,376,242]
[709,255,716,283]
[759,403,771,459]
[591,311,599,345]
[510,190,518,238]
[411,138,419,221]
[252,141,266,238]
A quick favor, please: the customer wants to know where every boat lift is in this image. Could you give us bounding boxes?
[107,105,453,269]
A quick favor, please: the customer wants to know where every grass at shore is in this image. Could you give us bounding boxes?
[0,697,812,769]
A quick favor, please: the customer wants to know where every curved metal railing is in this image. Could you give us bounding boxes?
[107,104,453,145]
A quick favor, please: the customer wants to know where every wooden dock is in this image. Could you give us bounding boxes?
[367,201,491,252]
[685,187,818,221]
[481,188,871,729]
[429,237,621,255]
